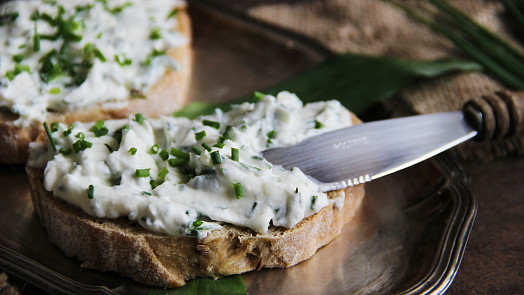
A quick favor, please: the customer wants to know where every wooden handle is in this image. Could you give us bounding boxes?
[462,90,524,141]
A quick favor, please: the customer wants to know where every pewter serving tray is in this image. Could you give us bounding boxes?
[0,2,476,294]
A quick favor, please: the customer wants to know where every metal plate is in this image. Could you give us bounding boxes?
[0,2,476,294]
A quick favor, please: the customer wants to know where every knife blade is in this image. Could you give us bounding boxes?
[262,91,523,191]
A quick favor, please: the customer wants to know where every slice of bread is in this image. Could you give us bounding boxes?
[0,5,192,164]
[26,113,365,288]
[26,165,364,288]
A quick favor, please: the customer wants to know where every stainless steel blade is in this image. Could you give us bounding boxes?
[262,111,477,191]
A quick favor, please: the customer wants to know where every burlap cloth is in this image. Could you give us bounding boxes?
[1,1,522,294]
[215,0,524,162]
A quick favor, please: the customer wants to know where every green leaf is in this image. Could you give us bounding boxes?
[147,275,247,295]
[174,53,480,118]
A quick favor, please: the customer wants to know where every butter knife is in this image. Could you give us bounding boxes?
[262,91,524,191]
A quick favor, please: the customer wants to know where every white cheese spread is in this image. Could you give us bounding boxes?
[0,0,187,126]
[30,92,354,237]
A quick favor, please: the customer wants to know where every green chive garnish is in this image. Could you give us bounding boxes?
[104,143,113,152]
[134,113,144,124]
[50,122,59,132]
[72,139,92,153]
[167,8,179,19]
[231,148,239,162]
[157,167,169,179]
[142,191,152,196]
[150,179,158,189]
[267,130,277,139]
[135,168,150,177]
[311,195,318,209]
[149,27,161,40]
[87,184,94,199]
[254,91,267,101]
[211,151,221,164]
[12,54,24,63]
[43,122,57,151]
[202,119,220,129]
[159,149,169,161]
[128,147,137,155]
[193,219,203,227]
[62,123,74,136]
[150,144,159,154]
[115,54,132,66]
[91,120,108,137]
[33,24,40,52]
[168,158,186,167]
[75,132,85,140]
[58,147,71,155]
[49,87,60,94]
[202,142,212,152]
[191,146,202,155]
[314,120,324,129]
[233,183,244,199]
[170,148,189,159]
[213,142,225,149]
[195,130,206,140]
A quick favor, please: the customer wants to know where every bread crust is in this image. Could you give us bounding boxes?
[26,166,364,287]
[0,7,193,164]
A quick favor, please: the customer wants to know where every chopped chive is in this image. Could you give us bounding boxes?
[149,27,161,40]
[104,143,113,152]
[91,120,108,137]
[168,158,186,167]
[150,179,158,189]
[49,87,60,94]
[254,91,267,101]
[12,54,24,63]
[135,168,151,177]
[202,119,220,129]
[75,132,85,140]
[43,122,57,151]
[194,130,206,140]
[213,142,225,149]
[50,122,59,132]
[314,120,324,129]
[157,167,169,179]
[251,155,264,161]
[311,195,318,209]
[266,130,277,139]
[58,147,71,155]
[231,148,239,161]
[72,139,92,153]
[87,184,94,199]
[193,219,203,227]
[142,191,152,196]
[128,147,137,155]
[167,8,179,19]
[201,142,212,152]
[210,151,222,164]
[233,183,244,199]
[170,148,189,159]
[62,123,74,136]
[134,113,144,124]
[115,54,132,66]
[159,149,169,161]
[150,144,159,154]
[33,24,40,52]
[191,146,202,155]
[295,187,299,194]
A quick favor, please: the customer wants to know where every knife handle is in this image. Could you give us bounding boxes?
[462,90,524,141]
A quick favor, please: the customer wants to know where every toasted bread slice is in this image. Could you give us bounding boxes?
[0,7,192,164]
[26,165,364,287]
[26,111,364,287]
